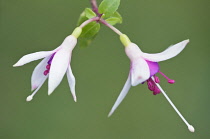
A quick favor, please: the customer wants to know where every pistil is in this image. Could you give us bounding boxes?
[151,77,195,132]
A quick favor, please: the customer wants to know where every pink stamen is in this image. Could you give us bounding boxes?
[158,71,175,84]
[147,78,161,95]
[147,81,154,91]
[146,77,163,95]
[153,92,158,95]
[46,64,51,70]
[153,86,161,94]
[43,64,51,76]
[154,75,160,83]
[168,79,175,84]
[43,70,49,76]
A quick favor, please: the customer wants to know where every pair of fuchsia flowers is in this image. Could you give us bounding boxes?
[14,27,194,132]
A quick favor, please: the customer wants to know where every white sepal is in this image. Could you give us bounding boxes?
[130,58,150,86]
[67,65,77,102]
[13,51,55,67]
[48,49,71,95]
[141,40,189,62]
[108,75,131,117]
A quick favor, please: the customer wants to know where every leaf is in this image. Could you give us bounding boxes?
[111,11,122,23]
[85,8,96,19]
[78,22,100,48]
[77,11,88,26]
[105,17,121,25]
[98,0,120,18]
[80,22,100,38]
[78,36,97,48]
[105,11,122,25]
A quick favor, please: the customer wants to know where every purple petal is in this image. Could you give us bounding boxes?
[146,60,159,77]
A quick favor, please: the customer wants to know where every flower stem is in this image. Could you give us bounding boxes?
[100,19,123,35]
[90,0,101,16]
[89,0,122,36]
[151,77,195,132]
[79,17,100,28]
[79,17,123,36]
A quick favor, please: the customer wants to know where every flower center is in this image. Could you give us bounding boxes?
[43,53,56,76]
[147,71,175,95]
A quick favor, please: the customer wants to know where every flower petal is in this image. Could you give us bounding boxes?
[67,65,77,102]
[13,48,59,67]
[146,61,159,77]
[31,55,51,91]
[131,58,150,86]
[48,49,71,95]
[108,75,131,117]
[141,40,189,62]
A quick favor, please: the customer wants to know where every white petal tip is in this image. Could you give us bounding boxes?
[188,125,195,132]
[108,111,113,118]
[26,96,33,102]
[48,91,53,96]
[13,63,19,67]
[73,97,77,102]
[185,39,190,43]
[48,88,54,95]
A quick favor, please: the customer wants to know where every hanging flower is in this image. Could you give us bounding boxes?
[108,34,194,132]
[13,27,82,102]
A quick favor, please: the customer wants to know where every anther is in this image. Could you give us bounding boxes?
[44,70,49,76]
[153,92,157,95]
[153,86,161,95]
[46,64,51,70]
[168,79,175,84]
[154,75,160,83]
[147,81,154,91]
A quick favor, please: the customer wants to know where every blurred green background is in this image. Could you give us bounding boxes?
[1,0,210,138]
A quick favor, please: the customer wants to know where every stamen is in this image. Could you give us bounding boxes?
[158,71,175,84]
[43,70,49,76]
[154,75,160,83]
[46,64,50,70]
[147,78,161,95]
[168,79,175,84]
[147,80,154,91]
[151,77,195,132]
[153,86,161,95]
[43,53,55,76]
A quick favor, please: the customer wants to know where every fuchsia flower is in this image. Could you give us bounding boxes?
[13,35,78,102]
[109,35,194,132]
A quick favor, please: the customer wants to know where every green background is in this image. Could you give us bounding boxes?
[1,0,209,138]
